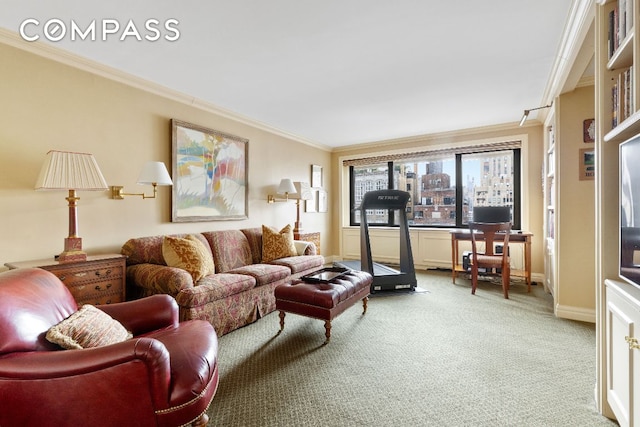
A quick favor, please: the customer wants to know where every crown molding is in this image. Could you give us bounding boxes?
[0,28,332,152]
[541,0,596,104]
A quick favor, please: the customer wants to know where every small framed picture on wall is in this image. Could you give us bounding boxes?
[579,148,595,180]
[311,164,323,188]
[305,190,317,213]
[318,189,327,213]
[583,119,595,143]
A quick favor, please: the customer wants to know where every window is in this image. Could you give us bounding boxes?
[348,146,521,229]
[351,164,390,225]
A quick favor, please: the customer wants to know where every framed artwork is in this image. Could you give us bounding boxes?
[171,119,248,222]
[305,190,317,213]
[579,148,595,181]
[583,119,595,143]
[311,164,323,188]
[318,189,327,213]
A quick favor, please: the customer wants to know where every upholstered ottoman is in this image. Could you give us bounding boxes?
[275,269,373,342]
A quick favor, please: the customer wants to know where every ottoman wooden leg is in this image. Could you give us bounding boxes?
[362,296,368,314]
[279,311,286,332]
[324,320,331,343]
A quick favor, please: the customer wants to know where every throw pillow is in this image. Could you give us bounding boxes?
[46,304,133,350]
[262,224,298,263]
[162,234,215,283]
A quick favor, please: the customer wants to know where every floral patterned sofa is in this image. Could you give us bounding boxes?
[121,227,324,336]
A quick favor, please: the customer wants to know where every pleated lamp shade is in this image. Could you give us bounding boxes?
[35,150,108,191]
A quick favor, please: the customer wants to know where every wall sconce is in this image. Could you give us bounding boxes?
[519,103,552,126]
[35,150,108,263]
[110,161,173,200]
[267,178,297,203]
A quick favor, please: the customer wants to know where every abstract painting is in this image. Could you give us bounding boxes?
[171,119,248,221]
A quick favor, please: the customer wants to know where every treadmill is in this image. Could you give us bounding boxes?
[335,189,417,293]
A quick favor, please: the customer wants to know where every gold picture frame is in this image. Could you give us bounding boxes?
[171,119,249,222]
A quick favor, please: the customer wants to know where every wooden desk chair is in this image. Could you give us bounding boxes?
[469,221,511,299]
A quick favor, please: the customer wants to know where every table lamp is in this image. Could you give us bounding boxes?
[35,150,108,262]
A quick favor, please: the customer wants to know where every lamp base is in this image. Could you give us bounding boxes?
[58,237,87,263]
[58,251,87,263]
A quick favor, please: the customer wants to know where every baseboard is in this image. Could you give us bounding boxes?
[322,255,338,265]
[531,272,545,285]
[555,303,596,323]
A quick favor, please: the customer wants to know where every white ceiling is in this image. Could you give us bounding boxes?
[0,1,577,149]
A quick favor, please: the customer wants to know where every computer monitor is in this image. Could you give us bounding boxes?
[472,206,511,223]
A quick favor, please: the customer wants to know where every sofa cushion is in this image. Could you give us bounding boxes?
[241,227,263,264]
[262,224,297,263]
[122,233,211,266]
[162,235,215,283]
[227,264,291,286]
[270,254,325,274]
[202,230,253,273]
[175,273,257,306]
[46,304,132,350]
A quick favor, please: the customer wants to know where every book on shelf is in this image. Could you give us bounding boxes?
[608,8,617,59]
[612,80,618,128]
[608,0,635,60]
[611,66,634,129]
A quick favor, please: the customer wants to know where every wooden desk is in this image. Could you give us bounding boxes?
[450,230,533,286]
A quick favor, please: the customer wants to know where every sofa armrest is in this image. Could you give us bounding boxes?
[126,263,195,297]
[98,295,179,335]
[294,240,317,256]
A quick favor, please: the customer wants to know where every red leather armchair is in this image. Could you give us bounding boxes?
[0,268,219,427]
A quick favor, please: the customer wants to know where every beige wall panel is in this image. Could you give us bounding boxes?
[556,85,596,313]
[0,42,331,265]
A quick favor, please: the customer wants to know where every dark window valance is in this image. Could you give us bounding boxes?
[342,140,522,167]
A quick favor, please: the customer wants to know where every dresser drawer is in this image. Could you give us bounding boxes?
[74,287,123,306]
[50,264,123,286]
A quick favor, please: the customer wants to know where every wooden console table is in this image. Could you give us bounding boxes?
[450,230,533,286]
[5,254,126,305]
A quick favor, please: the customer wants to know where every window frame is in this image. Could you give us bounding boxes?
[349,148,521,229]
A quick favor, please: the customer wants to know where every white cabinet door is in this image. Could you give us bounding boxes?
[606,279,640,427]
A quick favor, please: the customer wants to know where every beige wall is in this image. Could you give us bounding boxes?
[0,37,547,280]
[330,125,546,278]
[555,85,596,313]
[0,41,332,265]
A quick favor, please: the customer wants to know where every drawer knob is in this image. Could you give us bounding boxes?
[95,284,113,291]
[95,269,112,277]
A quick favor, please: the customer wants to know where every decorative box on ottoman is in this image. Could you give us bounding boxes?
[275,268,373,342]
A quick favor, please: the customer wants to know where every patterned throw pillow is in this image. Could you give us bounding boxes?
[162,234,215,283]
[262,224,298,263]
[46,304,133,350]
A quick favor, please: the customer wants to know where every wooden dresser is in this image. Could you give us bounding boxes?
[5,254,126,305]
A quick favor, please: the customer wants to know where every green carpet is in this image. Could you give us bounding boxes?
[207,270,617,426]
